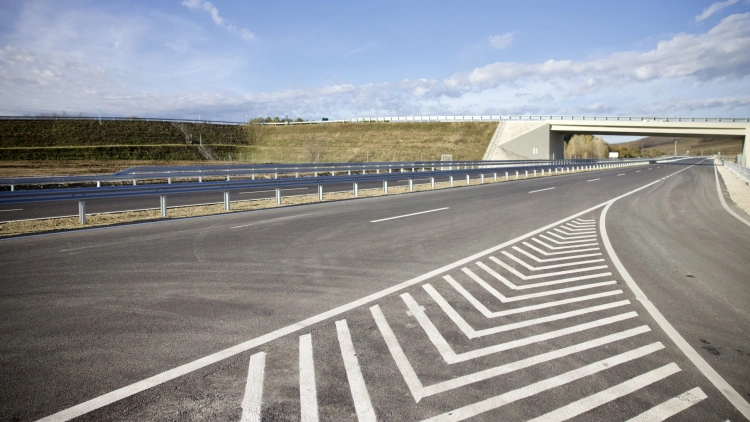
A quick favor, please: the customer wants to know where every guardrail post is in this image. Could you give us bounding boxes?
[161,195,168,216]
[78,201,86,224]
[388,168,392,173]
[226,175,231,181]
[430,177,435,188]
[332,170,336,176]
[167,178,171,184]
[224,191,230,210]
[383,180,388,193]
[275,188,281,204]
[466,174,470,185]
[252,173,256,180]
[198,176,202,183]
[96,181,100,188]
[376,168,380,174]
[274,172,278,179]
[449,175,454,187]
[354,182,359,196]
[133,179,137,186]
[318,185,323,200]
[348,170,351,175]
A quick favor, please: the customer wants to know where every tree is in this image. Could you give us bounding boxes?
[566,134,609,159]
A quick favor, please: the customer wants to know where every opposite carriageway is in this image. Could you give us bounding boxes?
[0,160,651,224]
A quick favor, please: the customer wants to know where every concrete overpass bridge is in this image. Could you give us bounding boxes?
[482,117,749,165]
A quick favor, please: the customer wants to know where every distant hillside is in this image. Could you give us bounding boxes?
[613,136,743,157]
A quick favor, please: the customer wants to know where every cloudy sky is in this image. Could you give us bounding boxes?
[1,0,749,124]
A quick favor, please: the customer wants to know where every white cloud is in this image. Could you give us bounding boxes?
[181,0,256,41]
[489,33,514,50]
[696,0,739,22]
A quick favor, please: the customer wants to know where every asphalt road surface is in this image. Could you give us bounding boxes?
[1,159,748,421]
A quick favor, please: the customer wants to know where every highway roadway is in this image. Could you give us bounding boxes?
[0,158,748,421]
[0,164,597,222]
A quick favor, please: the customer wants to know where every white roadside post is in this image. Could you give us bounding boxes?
[167,178,171,184]
[275,188,281,204]
[449,175,454,187]
[160,195,168,217]
[430,176,435,189]
[353,182,359,197]
[96,181,101,187]
[317,185,323,200]
[480,174,484,184]
[223,191,230,210]
[409,179,413,191]
[534,170,537,177]
[383,180,388,193]
[505,171,509,180]
[133,179,137,186]
[466,174,470,185]
[78,201,86,224]
[516,170,519,179]
[525,170,528,178]
[493,172,497,181]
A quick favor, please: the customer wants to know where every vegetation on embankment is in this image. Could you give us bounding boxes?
[610,136,743,157]
[0,120,497,163]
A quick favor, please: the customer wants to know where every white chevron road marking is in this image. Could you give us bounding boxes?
[625,387,707,422]
[438,278,624,318]
[419,285,631,339]
[524,241,600,255]
[421,342,666,422]
[526,363,681,422]
[500,250,605,270]
[454,272,616,301]
[371,302,651,403]
[487,257,610,280]
[533,238,599,250]
[512,246,603,263]
[473,263,611,290]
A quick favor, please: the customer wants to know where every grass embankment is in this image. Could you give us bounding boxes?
[0,120,497,175]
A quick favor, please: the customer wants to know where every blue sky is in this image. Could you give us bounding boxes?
[1,0,749,127]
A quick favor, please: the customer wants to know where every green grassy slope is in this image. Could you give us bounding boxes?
[613,136,743,156]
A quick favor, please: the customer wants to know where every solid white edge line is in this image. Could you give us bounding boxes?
[714,164,750,227]
[34,178,667,422]
[370,207,449,223]
[240,352,266,422]
[528,187,555,193]
[299,334,319,422]
[0,208,23,212]
[625,387,707,422]
[600,196,750,419]
[336,320,377,422]
[587,178,601,182]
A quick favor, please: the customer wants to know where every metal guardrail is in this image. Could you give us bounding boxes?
[0,159,616,189]
[722,160,750,185]
[0,115,747,126]
[0,160,650,224]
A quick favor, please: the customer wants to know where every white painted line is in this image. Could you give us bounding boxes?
[240,352,266,422]
[625,387,707,422]
[299,334,319,422]
[459,267,616,297]
[239,187,309,194]
[575,218,595,222]
[529,187,555,193]
[617,173,625,176]
[422,285,630,338]
[336,320,377,422]
[540,234,598,245]
[548,231,597,240]
[512,246,602,262]
[370,207,449,223]
[531,234,599,247]
[406,291,637,364]
[422,343,665,421]
[561,224,595,232]
[636,170,641,172]
[35,178,667,422]
[60,244,102,252]
[587,178,600,182]
[524,241,600,255]
[474,263,611,290]
[372,302,650,401]
[489,257,609,280]
[526,363,681,422]
[230,212,321,229]
[0,208,22,212]
[648,168,653,170]
[714,164,750,227]
[438,278,623,318]
[499,251,604,270]
[554,228,596,236]
[601,194,750,419]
